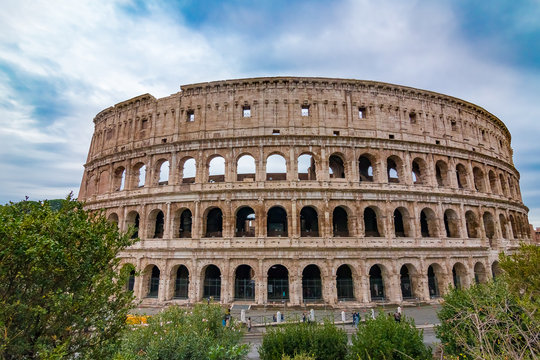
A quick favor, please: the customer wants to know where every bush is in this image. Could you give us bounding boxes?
[259,322,347,360]
[115,304,248,360]
[282,353,315,360]
[436,280,539,360]
[348,312,432,360]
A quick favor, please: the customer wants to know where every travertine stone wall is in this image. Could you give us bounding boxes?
[79,77,530,307]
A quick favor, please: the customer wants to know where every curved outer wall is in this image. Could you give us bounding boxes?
[79,77,531,307]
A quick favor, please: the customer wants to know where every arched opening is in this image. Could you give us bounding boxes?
[98,169,111,194]
[237,155,256,181]
[126,211,140,239]
[267,265,289,301]
[387,157,400,183]
[135,163,146,188]
[465,211,479,238]
[473,167,486,192]
[114,166,126,191]
[369,265,385,301]
[174,265,189,299]
[474,262,487,284]
[393,208,409,237]
[456,164,468,189]
[107,212,119,225]
[236,207,256,237]
[435,160,448,187]
[203,265,221,300]
[208,156,225,183]
[302,265,322,302]
[358,155,374,182]
[499,174,508,196]
[336,264,354,301]
[427,264,441,298]
[499,214,508,239]
[153,210,165,238]
[267,206,288,237]
[420,208,437,238]
[333,206,349,237]
[444,209,460,238]
[509,215,518,239]
[491,261,502,279]
[489,170,498,194]
[158,160,169,185]
[147,265,160,298]
[266,154,287,181]
[234,265,255,300]
[181,158,196,184]
[411,158,427,184]
[179,209,192,238]
[400,265,414,300]
[483,212,495,240]
[205,208,223,237]
[364,207,380,237]
[507,177,515,198]
[452,263,467,290]
[298,153,316,180]
[122,264,136,292]
[329,154,345,179]
[300,206,319,237]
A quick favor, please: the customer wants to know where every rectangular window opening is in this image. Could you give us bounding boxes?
[301,105,310,117]
[409,112,417,124]
[389,134,395,139]
[186,110,195,122]
[451,120,457,131]
[435,140,440,145]
[243,105,251,118]
[333,131,340,136]
[161,138,167,143]
[359,107,366,119]
[141,119,148,129]
[272,129,280,135]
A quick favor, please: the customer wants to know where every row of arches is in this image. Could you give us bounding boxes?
[124,260,501,303]
[85,150,521,202]
[111,203,530,241]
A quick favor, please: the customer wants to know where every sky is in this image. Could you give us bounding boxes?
[0,0,539,225]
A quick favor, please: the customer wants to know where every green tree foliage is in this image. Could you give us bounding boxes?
[115,304,248,360]
[348,312,431,360]
[436,280,539,359]
[0,197,138,359]
[500,243,540,310]
[258,322,348,360]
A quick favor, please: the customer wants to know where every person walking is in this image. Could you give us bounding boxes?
[247,317,252,332]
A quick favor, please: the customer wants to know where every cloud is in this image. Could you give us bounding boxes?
[1,0,539,225]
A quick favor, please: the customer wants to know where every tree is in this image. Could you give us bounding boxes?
[348,312,432,360]
[0,196,138,359]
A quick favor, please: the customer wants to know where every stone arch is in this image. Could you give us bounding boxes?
[400,263,418,300]
[132,162,146,188]
[302,264,322,302]
[393,207,411,237]
[332,206,350,237]
[155,158,170,185]
[411,157,428,185]
[456,163,468,189]
[491,261,502,279]
[474,262,487,284]
[364,206,383,237]
[387,155,403,183]
[113,166,126,191]
[452,262,468,289]
[172,264,189,299]
[483,211,495,240]
[298,152,316,180]
[180,157,196,184]
[465,210,480,238]
[444,209,460,238]
[509,214,518,239]
[121,263,136,292]
[205,207,223,237]
[427,263,444,298]
[300,206,319,237]
[369,264,387,301]
[234,264,255,300]
[147,209,165,239]
[208,155,225,183]
[266,153,287,181]
[329,153,346,179]
[144,264,160,298]
[235,206,256,237]
[107,212,119,226]
[488,170,498,194]
[176,208,192,238]
[267,264,289,301]
[98,169,110,194]
[473,166,486,192]
[267,206,288,237]
[126,210,140,238]
[435,160,449,187]
[336,264,355,301]
[499,173,508,196]
[358,153,375,182]
[499,213,508,239]
[419,207,438,238]
[202,264,221,300]
[237,154,256,181]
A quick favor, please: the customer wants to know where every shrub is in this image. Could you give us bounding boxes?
[282,353,315,360]
[348,312,432,360]
[259,322,347,360]
[115,304,249,360]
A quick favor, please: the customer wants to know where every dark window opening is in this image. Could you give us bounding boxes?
[127,269,135,292]
[333,207,349,237]
[147,266,160,298]
[186,110,195,122]
[364,207,380,237]
[205,208,223,237]
[174,266,189,299]
[394,209,406,237]
[412,160,423,184]
[409,112,417,124]
[272,129,280,135]
[203,265,221,300]
[336,265,354,301]
[333,131,340,136]
[242,105,251,117]
[153,211,164,238]
[267,207,288,237]
[179,209,192,238]
[420,210,430,237]
[329,155,345,178]
[358,107,366,119]
[387,158,399,183]
[267,265,289,301]
[301,105,309,117]
[300,207,319,237]
[369,265,385,301]
[400,266,413,300]
[236,207,256,237]
[302,265,322,302]
[428,265,440,298]
[359,156,374,182]
[389,134,395,139]
[235,265,255,300]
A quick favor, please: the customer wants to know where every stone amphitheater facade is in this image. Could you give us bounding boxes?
[78,77,532,307]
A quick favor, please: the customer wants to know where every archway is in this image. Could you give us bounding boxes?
[364,207,380,237]
[300,206,319,237]
[369,265,385,301]
[394,208,410,237]
[267,206,288,237]
[179,209,192,238]
[435,160,448,187]
[203,265,221,300]
[126,211,140,239]
[427,264,442,298]
[400,265,414,300]
[147,265,160,298]
[333,206,349,237]
[336,264,354,301]
[358,155,374,182]
[329,154,345,178]
[298,153,316,180]
[474,262,487,284]
[420,208,437,238]
[444,209,460,238]
[302,265,322,302]
[483,212,495,240]
[174,265,189,299]
[456,164,468,189]
[465,211,480,238]
[237,155,256,181]
[452,263,467,290]
[491,261,502,279]
[152,210,165,238]
[234,265,255,300]
[266,154,287,181]
[181,157,196,183]
[236,207,256,237]
[208,156,225,182]
[205,208,223,237]
[267,265,289,300]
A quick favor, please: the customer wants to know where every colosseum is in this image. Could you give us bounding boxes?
[78,76,532,307]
